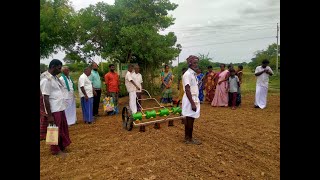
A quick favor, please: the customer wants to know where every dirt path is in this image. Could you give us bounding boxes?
[40,93,280,180]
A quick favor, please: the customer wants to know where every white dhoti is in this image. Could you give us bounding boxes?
[182,86,200,118]
[129,91,137,114]
[64,97,77,125]
[254,85,268,109]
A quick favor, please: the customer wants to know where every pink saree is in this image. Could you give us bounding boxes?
[211,70,229,107]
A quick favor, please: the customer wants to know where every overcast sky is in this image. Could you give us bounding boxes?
[40,0,280,66]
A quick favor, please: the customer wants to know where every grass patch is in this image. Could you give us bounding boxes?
[241,72,280,94]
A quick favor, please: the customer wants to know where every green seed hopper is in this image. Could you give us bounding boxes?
[122,89,185,131]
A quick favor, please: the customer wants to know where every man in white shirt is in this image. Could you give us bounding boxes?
[182,55,201,145]
[132,64,146,132]
[254,59,274,109]
[132,65,143,111]
[125,64,140,114]
[59,66,77,126]
[40,59,71,157]
[79,67,97,124]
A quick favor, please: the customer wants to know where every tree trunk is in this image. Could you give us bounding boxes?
[126,49,132,63]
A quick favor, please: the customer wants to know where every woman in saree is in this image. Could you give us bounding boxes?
[204,65,217,102]
[160,64,174,106]
[196,68,205,103]
[155,64,174,129]
[211,64,230,107]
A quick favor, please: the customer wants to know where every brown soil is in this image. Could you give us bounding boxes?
[40,93,280,180]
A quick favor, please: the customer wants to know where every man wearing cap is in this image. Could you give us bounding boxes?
[182,55,202,145]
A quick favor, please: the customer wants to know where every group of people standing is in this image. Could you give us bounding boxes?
[209,64,243,109]
[40,57,275,156]
[177,57,274,145]
[40,59,121,156]
[177,63,243,110]
[178,59,274,110]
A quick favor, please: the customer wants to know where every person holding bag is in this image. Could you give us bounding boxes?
[40,59,71,157]
[104,64,120,114]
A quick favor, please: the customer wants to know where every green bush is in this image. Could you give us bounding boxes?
[119,78,128,97]
[40,63,48,73]
[97,62,110,81]
[67,63,88,72]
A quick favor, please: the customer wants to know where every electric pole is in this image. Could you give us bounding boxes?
[276,23,279,74]
[176,44,182,66]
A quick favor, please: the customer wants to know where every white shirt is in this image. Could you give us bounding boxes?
[182,68,199,95]
[182,68,200,118]
[125,71,137,92]
[229,76,239,93]
[255,66,274,88]
[59,76,74,99]
[40,71,67,113]
[132,73,143,93]
[78,73,93,98]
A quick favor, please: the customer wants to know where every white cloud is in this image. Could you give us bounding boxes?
[41,0,280,66]
[71,0,114,11]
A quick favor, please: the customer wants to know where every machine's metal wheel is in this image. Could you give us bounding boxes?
[122,106,133,131]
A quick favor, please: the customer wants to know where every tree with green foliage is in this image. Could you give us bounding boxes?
[63,51,86,63]
[40,0,77,58]
[64,2,113,62]
[197,53,214,71]
[40,63,48,73]
[173,53,215,79]
[69,0,180,95]
[71,0,180,63]
[66,62,88,72]
[248,43,280,71]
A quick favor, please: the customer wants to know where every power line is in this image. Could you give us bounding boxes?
[171,26,275,34]
[166,22,279,30]
[178,29,275,42]
[174,24,280,47]
[178,34,275,45]
[183,36,275,48]
[176,27,275,40]
[179,28,275,39]
[170,24,273,30]
[205,23,278,28]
